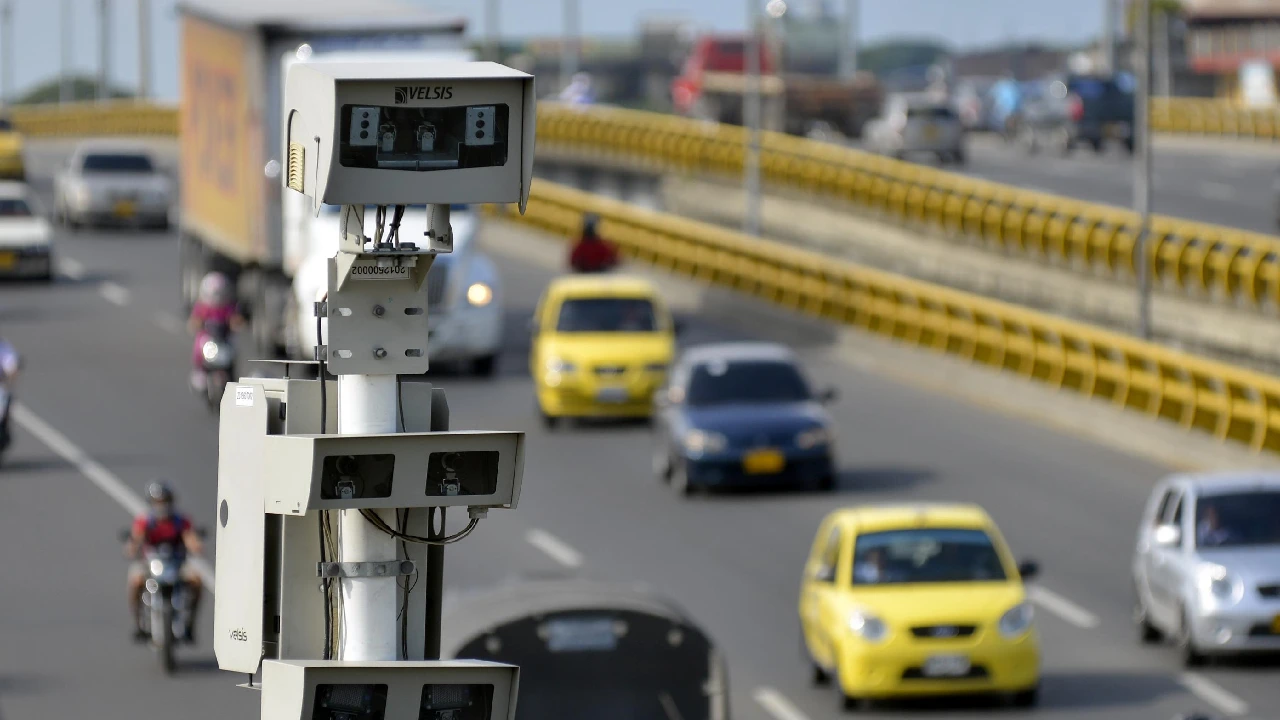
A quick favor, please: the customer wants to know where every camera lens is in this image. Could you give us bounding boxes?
[361,120,370,129]
[360,130,369,139]
[476,120,485,129]
[475,131,485,139]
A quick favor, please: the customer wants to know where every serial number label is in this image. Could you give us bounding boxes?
[235,386,253,406]
[350,264,410,280]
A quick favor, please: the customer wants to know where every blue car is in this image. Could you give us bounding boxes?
[651,342,838,494]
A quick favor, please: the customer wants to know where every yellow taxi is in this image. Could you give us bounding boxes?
[0,116,25,180]
[799,503,1041,709]
[530,275,675,428]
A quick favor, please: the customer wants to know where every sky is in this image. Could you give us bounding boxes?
[4,0,1107,102]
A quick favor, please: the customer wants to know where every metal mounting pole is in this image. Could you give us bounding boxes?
[1133,0,1153,340]
[138,0,151,100]
[60,0,72,103]
[744,0,762,237]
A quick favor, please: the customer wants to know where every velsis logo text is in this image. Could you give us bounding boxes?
[394,86,454,104]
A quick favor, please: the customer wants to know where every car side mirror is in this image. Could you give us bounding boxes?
[815,566,836,583]
[819,387,838,404]
[1017,559,1040,581]
[1153,523,1182,548]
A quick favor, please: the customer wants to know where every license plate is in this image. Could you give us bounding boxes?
[923,654,971,677]
[113,200,136,218]
[0,251,13,270]
[1272,614,1280,635]
[743,448,785,474]
[595,387,629,404]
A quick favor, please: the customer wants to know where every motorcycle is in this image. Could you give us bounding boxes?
[194,320,234,410]
[0,380,11,465]
[136,542,191,674]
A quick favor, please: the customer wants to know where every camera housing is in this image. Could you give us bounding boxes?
[261,659,519,720]
[284,61,536,211]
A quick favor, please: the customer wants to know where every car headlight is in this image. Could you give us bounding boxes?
[998,601,1034,639]
[466,282,493,307]
[1198,564,1243,605]
[795,426,832,449]
[202,340,221,362]
[683,429,727,455]
[149,558,165,576]
[847,610,888,642]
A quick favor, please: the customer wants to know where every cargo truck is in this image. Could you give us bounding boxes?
[176,0,470,360]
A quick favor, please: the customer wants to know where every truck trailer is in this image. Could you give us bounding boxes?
[176,0,469,360]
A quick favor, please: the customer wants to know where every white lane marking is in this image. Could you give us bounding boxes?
[1199,181,1235,201]
[10,402,216,588]
[152,311,184,335]
[1179,672,1250,716]
[99,281,130,306]
[1027,585,1100,628]
[752,687,811,720]
[525,528,583,568]
[60,257,85,280]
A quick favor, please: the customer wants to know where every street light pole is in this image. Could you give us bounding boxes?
[838,0,859,80]
[1,2,13,106]
[560,0,579,92]
[1103,0,1117,72]
[60,0,72,103]
[485,0,500,62]
[98,0,110,102]
[138,0,151,100]
[743,0,762,237]
[1133,0,1153,340]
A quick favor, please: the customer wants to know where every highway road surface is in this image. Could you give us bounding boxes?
[0,150,1276,720]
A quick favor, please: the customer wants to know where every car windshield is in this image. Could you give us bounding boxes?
[1194,490,1280,548]
[555,297,657,333]
[0,198,33,216]
[82,153,153,173]
[852,528,1008,585]
[907,106,955,120]
[685,359,811,407]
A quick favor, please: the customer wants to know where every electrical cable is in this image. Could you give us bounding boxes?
[318,510,332,660]
[396,374,407,432]
[389,204,405,249]
[359,508,477,545]
[396,508,419,660]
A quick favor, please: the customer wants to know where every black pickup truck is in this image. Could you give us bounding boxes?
[1016,73,1136,155]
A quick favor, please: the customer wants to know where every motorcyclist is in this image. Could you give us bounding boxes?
[568,214,620,273]
[187,272,244,390]
[0,336,19,453]
[125,482,204,642]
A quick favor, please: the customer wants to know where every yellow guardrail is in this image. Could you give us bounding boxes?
[1151,97,1280,140]
[497,179,1280,455]
[12,100,1280,317]
[537,102,1280,314]
[9,101,178,137]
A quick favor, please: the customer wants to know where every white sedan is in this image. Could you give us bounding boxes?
[289,205,504,376]
[0,182,52,281]
[52,141,171,230]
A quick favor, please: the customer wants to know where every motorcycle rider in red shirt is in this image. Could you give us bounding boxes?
[124,482,204,642]
[568,214,620,273]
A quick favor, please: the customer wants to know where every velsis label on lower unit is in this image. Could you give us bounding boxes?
[235,386,254,406]
[350,262,411,281]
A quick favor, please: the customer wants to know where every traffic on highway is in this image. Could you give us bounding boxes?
[2,1,1280,720]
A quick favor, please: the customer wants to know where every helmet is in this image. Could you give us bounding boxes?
[198,272,232,306]
[581,213,599,238]
[146,482,174,504]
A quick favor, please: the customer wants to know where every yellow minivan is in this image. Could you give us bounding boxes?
[0,116,25,180]
[799,503,1041,710]
[530,275,676,428]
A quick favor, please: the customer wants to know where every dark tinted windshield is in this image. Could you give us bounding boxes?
[0,198,32,216]
[555,298,657,333]
[908,106,955,120]
[685,359,811,407]
[853,528,1007,585]
[1195,491,1280,548]
[82,153,154,173]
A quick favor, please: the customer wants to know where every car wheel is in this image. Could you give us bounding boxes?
[470,354,498,377]
[1010,686,1039,708]
[936,151,949,165]
[836,668,870,712]
[1133,587,1162,644]
[1177,607,1208,667]
[540,411,560,431]
[1090,137,1105,153]
[811,662,831,686]
[952,149,967,166]
[817,473,836,492]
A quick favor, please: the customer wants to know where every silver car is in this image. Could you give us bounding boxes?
[1132,472,1280,665]
[863,93,966,165]
[53,141,171,231]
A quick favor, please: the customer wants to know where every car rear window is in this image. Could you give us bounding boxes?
[0,198,32,216]
[1194,490,1280,548]
[685,359,811,407]
[852,528,1007,585]
[82,153,154,173]
[907,106,955,120]
[555,297,657,333]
